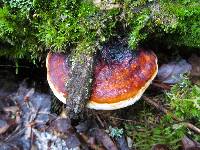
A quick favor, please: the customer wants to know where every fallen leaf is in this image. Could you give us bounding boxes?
[3,106,19,113]
[80,133,105,150]
[188,54,200,85]
[151,144,169,150]
[115,135,130,150]
[188,54,200,77]
[32,129,78,150]
[126,136,133,148]
[89,128,118,150]
[13,82,51,129]
[157,59,192,84]
[0,119,10,134]
[181,135,200,150]
[0,143,20,150]
[51,117,73,134]
[75,120,94,133]
[65,133,81,148]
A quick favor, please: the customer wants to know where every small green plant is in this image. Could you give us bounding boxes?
[108,126,124,138]
[2,0,33,13]
[166,75,200,120]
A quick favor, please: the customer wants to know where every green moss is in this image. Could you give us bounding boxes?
[154,0,200,48]
[124,105,186,150]
[0,0,200,62]
[124,75,200,150]
[0,2,40,60]
[39,1,119,53]
[166,75,200,120]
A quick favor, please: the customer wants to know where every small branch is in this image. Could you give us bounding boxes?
[109,116,137,123]
[96,114,105,128]
[143,96,200,134]
[152,81,171,90]
[185,123,200,135]
[143,96,170,116]
[0,65,30,68]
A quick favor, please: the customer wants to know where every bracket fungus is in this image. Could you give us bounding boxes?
[46,46,158,110]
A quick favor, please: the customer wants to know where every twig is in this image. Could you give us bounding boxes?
[143,96,170,116]
[37,111,57,118]
[152,81,171,90]
[143,96,200,134]
[4,127,25,141]
[96,114,105,128]
[185,123,200,134]
[0,65,30,68]
[109,116,137,123]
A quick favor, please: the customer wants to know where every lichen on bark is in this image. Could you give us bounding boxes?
[64,50,95,118]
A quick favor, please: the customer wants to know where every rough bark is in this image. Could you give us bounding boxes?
[65,52,95,118]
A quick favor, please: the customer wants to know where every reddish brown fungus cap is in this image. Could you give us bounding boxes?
[46,52,69,104]
[46,50,158,110]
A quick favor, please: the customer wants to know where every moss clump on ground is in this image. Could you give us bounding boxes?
[125,116,186,150]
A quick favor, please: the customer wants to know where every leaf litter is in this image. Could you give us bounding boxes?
[0,78,129,150]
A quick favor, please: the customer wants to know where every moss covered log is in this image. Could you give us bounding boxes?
[0,0,200,62]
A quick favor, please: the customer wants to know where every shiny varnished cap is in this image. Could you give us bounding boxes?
[46,49,158,110]
[88,49,158,110]
[46,52,69,104]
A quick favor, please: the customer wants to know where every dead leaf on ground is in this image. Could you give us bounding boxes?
[157,59,192,84]
[13,82,51,129]
[181,135,200,150]
[80,133,104,150]
[65,133,81,149]
[76,120,97,133]
[0,119,10,134]
[188,54,200,85]
[0,81,53,149]
[32,129,80,150]
[89,128,118,150]
[115,135,130,150]
[51,117,73,134]
[151,144,169,150]
[188,54,200,77]
[0,69,18,98]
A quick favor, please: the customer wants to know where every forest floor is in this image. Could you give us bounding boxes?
[0,47,200,150]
